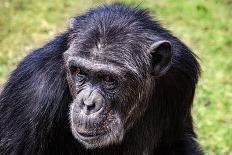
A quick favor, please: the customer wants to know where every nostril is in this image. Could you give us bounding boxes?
[83,100,97,113]
[86,103,96,111]
[82,99,103,114]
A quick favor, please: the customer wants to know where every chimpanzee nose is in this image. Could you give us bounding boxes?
[82,90,104,115]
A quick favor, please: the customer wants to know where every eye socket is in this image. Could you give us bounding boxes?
[104,75,115,83]
[75,67,86,76]
[70,65,85,76]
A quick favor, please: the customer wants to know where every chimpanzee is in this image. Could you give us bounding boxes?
[0,3,203,155]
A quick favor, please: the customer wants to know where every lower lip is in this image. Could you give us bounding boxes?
[77,132,103,139]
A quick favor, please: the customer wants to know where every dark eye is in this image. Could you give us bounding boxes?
[104,75,115,83]
[70,65,85,76]
[76,67,81,75]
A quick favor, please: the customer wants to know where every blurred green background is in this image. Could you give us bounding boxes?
[0,0,231,154]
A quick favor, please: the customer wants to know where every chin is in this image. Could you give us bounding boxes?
[76,132,122,149]
[70,120,124,149]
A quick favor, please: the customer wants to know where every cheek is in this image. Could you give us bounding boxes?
[120,83,152,131]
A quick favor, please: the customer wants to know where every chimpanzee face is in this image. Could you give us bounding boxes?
[63,12,172,149]
[64,46,150,148]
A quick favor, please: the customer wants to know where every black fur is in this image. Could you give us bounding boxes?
[0,4,203,155]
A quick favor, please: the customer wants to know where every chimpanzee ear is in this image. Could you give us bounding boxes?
[68,17,78,30]
[150,40,172,78]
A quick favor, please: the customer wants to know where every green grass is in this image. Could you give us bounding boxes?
[0,0,231,154]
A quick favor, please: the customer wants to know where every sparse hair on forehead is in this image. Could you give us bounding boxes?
[68,3,166,51]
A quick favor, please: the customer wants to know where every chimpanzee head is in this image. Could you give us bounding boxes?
[64,4,172,149]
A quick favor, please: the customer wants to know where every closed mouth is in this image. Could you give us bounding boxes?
[77,131,104,139]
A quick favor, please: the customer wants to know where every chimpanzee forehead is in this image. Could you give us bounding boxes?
[66,5,156,77]
[65,38,149,79]
[70,29,151,61]
[68,40,148,73]
[69,5,155,57]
